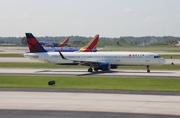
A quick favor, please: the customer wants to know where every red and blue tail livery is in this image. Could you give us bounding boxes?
[26,33,99,53]
[25,33,47,53]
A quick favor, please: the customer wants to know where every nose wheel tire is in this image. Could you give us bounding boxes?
[147,65,150,73]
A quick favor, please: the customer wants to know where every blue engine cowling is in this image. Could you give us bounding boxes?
[98,63,110,70]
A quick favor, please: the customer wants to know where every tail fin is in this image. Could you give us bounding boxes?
[25,33,47,53]
[79,34,99,52]
[58,37,70,47]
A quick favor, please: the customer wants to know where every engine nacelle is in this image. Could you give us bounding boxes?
[98,63,110,70]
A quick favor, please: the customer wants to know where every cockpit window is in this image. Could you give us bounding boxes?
[154,56,161,58]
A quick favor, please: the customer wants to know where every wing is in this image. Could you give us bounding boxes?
[59,51,112,71]
[59,51,106,66]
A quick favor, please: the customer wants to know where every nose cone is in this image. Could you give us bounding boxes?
[160,58,166,64]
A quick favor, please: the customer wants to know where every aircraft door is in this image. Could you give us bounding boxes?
[116,56,120,62]
[145,55,150,62]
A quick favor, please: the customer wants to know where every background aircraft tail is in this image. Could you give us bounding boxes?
[58,37,70,47]
[79,34,99,52]
[25,33,47,53]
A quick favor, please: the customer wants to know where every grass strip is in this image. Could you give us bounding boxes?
[0,54,24,57]
[0,76,180,92]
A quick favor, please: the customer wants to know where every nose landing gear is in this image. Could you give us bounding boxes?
[147,65,150,73]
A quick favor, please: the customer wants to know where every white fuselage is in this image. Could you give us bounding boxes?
[24,51,165,66]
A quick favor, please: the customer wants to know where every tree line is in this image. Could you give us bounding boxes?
[1,36,180,47]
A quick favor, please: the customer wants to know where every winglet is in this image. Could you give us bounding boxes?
[25,33,47,53]
[79,34,99,52]
[59,51,67,60]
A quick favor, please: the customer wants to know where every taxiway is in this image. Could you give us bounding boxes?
[0,68,180,78]
[0,91,180,117]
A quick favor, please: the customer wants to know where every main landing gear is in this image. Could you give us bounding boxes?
[88,64,98,72]
[94,68,98,72]
[89,66,151,73]
[147,65,150,73]
[88,67,99,72]
[88,68,93,72]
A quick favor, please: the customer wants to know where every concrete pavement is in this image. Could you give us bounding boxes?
[0,91,180,116]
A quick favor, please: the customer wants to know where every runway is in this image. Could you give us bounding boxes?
[0,68,180,78]
[2,109,179,118]
[0,91,180,117]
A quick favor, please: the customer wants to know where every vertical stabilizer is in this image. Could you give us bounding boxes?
[58,37,70,47]
[79,34,99,52]
[25,33,47,53]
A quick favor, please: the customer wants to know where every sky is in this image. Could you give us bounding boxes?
[0,0,180,37]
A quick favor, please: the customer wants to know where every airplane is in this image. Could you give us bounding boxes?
[24,33,165,73]
[39,37,70,47]
[39,40,50,46]
[26,33,99,52]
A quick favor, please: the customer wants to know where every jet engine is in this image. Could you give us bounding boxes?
[98,63,110,70]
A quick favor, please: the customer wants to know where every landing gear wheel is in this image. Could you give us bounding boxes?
[88,68,93,72]
[94,68,98,72]
[146,65,150,73]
